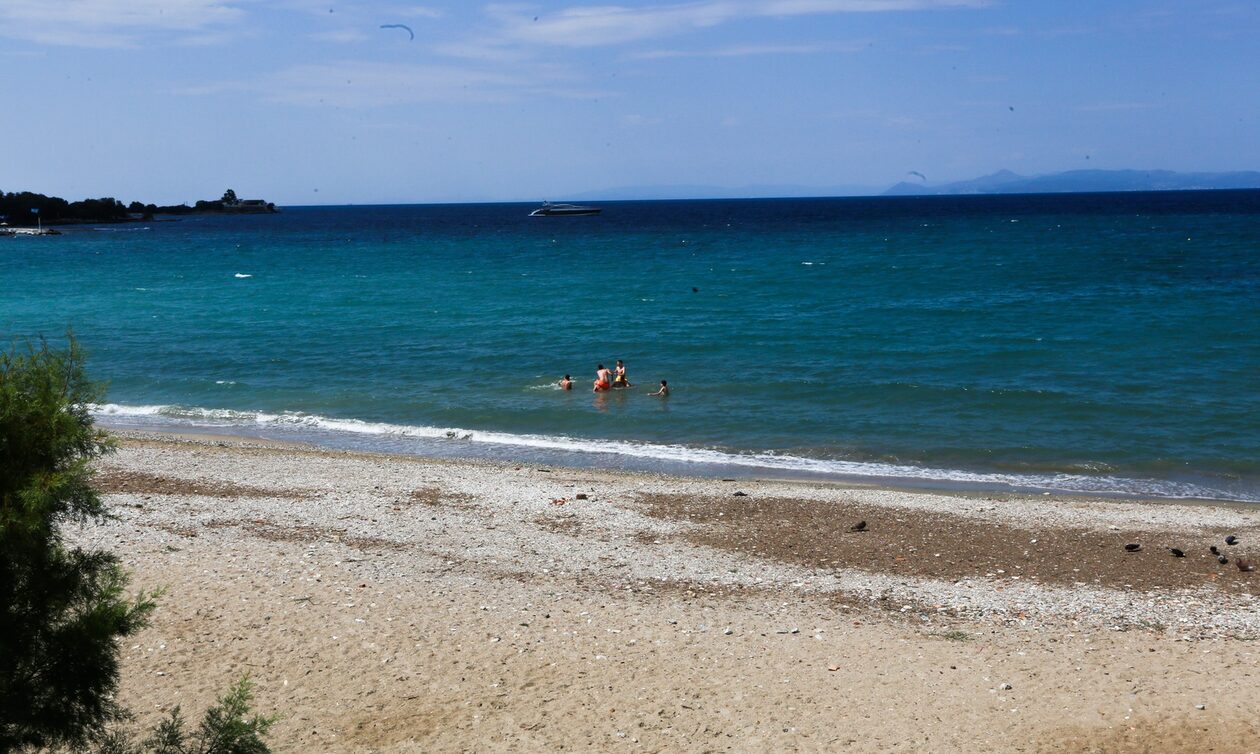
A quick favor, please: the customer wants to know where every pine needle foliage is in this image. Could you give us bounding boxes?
[96,679,275,754]
[0,336,154,751]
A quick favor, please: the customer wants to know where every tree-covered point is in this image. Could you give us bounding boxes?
[0,192,130,224]
[0,189,274,225]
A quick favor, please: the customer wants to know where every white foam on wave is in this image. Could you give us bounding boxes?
[234,273,253,279]
[95,403,169,416]
[89,402,1255,502]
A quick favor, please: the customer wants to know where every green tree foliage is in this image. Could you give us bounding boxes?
[0,339,276,753]
[0,337,154,751]
[0,192,128,224]
[220,189,238,205]
[98,679,275,754]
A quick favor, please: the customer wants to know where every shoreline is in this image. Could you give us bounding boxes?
[96,416,1260,505]
[79,430,1260,750]
[105,426,1259,512]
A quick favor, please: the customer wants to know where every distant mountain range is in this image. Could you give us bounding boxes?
[579,183,878,201]
[883,169,1260,196]
[573,169,1260,202]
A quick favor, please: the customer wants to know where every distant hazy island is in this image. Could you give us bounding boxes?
[0,189,275,226]
[582,169,1260,201]
[882,168,1260,196]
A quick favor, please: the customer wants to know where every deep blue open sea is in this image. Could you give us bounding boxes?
[3,192,1258,500]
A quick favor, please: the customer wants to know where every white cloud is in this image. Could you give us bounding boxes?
[400,5,445,18]
[429,37,533,62]
[264,61,521,106]
[1076,101,1160,112]
[489,0,989,49]
[630,40,866,59]
[310,28,372,43]
[621,114,665,126]
[236,60,603,107]
[0,0,246,47]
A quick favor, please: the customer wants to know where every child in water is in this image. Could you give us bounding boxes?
[559,375,572,390]
[649,380,669,397]
[612,359,632,388]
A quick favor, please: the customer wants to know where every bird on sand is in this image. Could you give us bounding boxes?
[849,520,867,533]
[1218,556,1229,565]
[1210,545,1221,555]
[1124,543,1142,552]
[1225,535,1240,546]
[1169,548,1186,558]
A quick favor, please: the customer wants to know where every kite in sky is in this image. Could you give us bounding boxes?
[380,24,414,40]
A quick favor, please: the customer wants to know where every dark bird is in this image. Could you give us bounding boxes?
[1124,543,1141,552]
[1225,535,1240,546]
[732,490,748,497]
[849,520,867,533]
[1169,548,1186,558]
[1237,559,1255,572]
[1210,545,1220,555]
[1218,556,1229,565]
[380,23,415,40]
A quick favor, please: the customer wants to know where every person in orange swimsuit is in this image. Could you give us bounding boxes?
[593,364,612,392]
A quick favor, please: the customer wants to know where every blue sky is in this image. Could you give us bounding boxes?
[1,1,1257,204]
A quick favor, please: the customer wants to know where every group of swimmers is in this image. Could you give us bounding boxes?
[558,359,668,396]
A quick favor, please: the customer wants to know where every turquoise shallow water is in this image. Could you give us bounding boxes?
[3,192,1258,500]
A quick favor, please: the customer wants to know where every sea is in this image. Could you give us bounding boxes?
[3,191,1258,501]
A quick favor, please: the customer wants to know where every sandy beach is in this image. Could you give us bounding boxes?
[80,432,1260,752]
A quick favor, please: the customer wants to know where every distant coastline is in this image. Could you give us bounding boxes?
[0,188,275,227]
[580,169,1260,202]
[882,168,1260,197]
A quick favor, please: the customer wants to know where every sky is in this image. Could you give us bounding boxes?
[1,0,1257,205]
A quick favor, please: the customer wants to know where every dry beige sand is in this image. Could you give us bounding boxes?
[78,432,1260,753]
